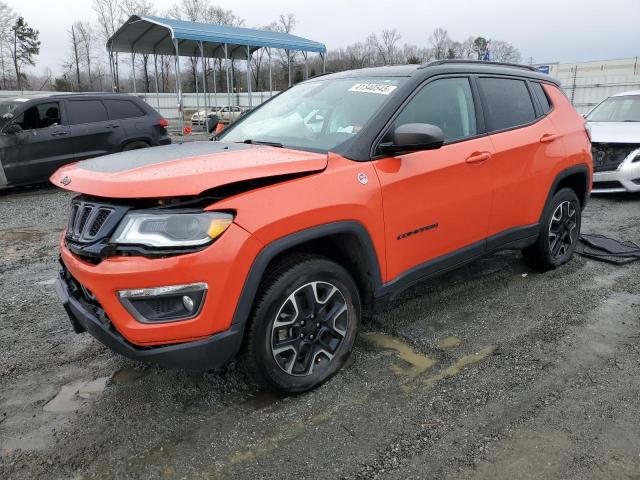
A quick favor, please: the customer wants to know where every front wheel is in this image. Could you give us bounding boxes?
[522,187,582,271]
[241,254,360,394]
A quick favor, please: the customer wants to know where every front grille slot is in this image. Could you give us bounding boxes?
[66,199,120,244]
[592,143,638,173]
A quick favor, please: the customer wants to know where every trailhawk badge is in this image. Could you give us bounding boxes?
[60,175,71,186]
[357,173,368,185]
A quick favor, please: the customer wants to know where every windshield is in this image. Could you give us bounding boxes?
[587,95,640,122]
[219,77,406,151]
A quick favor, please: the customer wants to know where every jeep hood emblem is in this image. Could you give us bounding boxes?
[60,175,71,186]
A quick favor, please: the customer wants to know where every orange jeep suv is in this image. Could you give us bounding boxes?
[53,60,592,393]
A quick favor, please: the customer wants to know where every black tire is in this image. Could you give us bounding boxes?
[122,141,150,151]
[522,187,582,271]
[241,254,361,394]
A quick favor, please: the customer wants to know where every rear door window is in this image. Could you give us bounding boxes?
[104,99,145,120]
[530,82,552,115]
[67,100,108,125]
[479,77,536,132]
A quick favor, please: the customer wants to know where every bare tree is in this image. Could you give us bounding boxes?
[489,40,521,63]
[429,28,452,60]
[67,25,82,90]
[0,1,16,89]
[271,13,297,86]
[93,0,123,90]
[368,29,402,65]
[75,22,95,89]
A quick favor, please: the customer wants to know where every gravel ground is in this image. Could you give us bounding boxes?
[0,186,639,480]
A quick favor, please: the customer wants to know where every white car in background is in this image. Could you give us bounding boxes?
[191,108,221,126]
[586,90,640,193]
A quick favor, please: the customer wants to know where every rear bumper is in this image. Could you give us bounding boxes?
[592,151,640,193]
[55,273,243,370]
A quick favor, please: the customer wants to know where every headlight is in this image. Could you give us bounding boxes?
[110,211,233,248]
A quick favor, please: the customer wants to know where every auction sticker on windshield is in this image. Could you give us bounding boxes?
[348,83,398,95]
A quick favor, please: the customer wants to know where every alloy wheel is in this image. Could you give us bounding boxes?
[548,200,578,259]
[270,281,348,376]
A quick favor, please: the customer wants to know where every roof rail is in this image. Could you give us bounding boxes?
[419,59,538,72]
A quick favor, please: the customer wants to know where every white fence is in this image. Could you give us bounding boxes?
[3,74,640,118]
[558,75,640,114]
[0,90,278,121]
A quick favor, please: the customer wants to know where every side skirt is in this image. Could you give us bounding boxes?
[376,223,539,303]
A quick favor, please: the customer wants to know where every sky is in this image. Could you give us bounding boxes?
[9,0,640,76]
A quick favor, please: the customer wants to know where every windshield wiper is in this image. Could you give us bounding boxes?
[241,139,284,148]
[622,120,639,122]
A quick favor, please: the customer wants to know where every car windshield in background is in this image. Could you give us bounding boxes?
[219,77,406,151]
[587,95,640,122]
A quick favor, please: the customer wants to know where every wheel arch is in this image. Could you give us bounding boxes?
[231,221,384,330]
[541,165,590,223]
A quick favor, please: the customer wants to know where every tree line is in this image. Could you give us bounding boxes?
[0,0,522,94]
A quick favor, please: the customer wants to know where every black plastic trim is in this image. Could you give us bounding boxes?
[230,221,384,327]
[55,276,242,370]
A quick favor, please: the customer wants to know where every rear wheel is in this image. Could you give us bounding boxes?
[122,141,150,151]
[522,187,581,271]
[241,254,360,394]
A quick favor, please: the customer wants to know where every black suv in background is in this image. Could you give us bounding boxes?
[0,93,171,189]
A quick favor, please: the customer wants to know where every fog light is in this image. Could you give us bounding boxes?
[118,282,207,323]
[182,295,195,312]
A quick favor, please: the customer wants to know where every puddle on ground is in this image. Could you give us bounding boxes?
[437,336,461,349]
[43,377,109,413]
[0,229,45,242]
[424,346,496,386]
[363,332,436,376]
[112,367,149,385]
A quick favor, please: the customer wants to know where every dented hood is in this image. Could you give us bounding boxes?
[50,141,328,198]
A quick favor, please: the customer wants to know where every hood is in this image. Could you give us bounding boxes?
[587,122,640,144]
[50,141,327,199]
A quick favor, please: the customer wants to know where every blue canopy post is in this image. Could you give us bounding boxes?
[267,47,273,97]
[174,39,183,134]
[247,45,252,108]
[199,41,208,129]
[131,52,137,93]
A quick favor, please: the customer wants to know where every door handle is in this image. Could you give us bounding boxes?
[106,123,120,129]
[465,152,492,164]
[51,131,68,136]
[540,133,560,144]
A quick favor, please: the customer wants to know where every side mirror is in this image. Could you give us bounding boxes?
[3,123,22,135]
[380,123,444,154]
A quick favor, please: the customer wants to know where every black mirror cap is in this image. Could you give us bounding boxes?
[382,123,444,154]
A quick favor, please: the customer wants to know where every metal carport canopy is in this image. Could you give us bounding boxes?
[107,15,327,58]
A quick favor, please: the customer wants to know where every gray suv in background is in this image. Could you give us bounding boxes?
[0,93,171,189]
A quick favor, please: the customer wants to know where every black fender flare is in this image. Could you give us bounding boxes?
[540,164,590,222]
[230,221,384,331]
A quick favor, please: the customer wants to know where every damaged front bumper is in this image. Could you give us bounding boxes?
[54,267,243,371]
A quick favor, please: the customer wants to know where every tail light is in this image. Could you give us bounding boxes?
[158,118,169,128]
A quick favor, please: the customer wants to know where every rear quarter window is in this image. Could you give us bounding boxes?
[530,82,552,115]
[105,99,146,120]
[479,77,536,132]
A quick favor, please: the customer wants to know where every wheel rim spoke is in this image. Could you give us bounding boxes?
[270,280,348,377]
[548,200,578,260]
